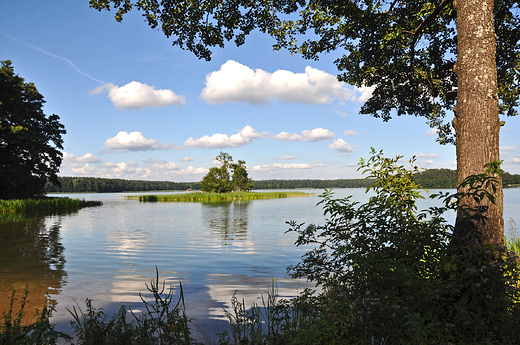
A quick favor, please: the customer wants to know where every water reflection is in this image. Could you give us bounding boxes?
[0,217,67,323]
[202,200,251,242]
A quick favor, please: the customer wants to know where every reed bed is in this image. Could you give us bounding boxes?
[128,191,314,202]
[0,197,102,215]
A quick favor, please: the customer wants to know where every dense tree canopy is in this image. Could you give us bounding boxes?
[0,61,66,199]
[89,0,520,242]
[200,152,253,193]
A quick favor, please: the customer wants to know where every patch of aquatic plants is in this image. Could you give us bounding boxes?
[0,286,72,344]
[128,191,313,202]
[68,268,193,345]
[0,197,102,217]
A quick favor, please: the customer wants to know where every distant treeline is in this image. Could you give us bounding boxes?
[45,169,520,193]
[413,169,520,188]
[45,177,200,193]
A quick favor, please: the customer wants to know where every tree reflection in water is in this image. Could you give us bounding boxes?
[0,217,67,323]
[202,200,250,242]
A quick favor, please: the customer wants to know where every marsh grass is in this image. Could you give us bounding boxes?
[0,198,102,216]
[128,191,314,203]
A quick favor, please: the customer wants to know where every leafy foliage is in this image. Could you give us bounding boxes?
[89,0,520,144]
[286,149,520,344]
[0,60,66,199]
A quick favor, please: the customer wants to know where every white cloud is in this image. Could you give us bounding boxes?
[63,152,101,163]
[343,163,357,167]
[425,160,434,164]
[354,85,376,102]
[500,146,516,151]
[343,130,357,136]
[66,160,207,180]
[508,157,520,164]
[183,125,267,149]
[180,157,195,162]
[252,163,313,171]
[328,139,355,153]
[104,131,174,151]
[200,60,357,105]
[273,128,335,142]
[415,153,439,158]
[302,128,335,141]
[90,81,186,109]
[425,128,440,136]
[276,155,298,160]
[272,132,302,141]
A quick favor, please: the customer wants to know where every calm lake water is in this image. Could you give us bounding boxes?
[1,188,519,339]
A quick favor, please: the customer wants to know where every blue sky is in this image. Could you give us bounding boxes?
[2,1,519,182]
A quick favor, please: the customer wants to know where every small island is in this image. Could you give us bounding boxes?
[126,190,314,202]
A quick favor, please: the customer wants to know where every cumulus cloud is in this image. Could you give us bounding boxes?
[328,139,355,153]
[183,125,267,149]
[272,132,302,141]
[200,60,359,105]
[273,128,335,142]
[302,128,335,141]
[500,146,516,151]
[66,159,207,180]
[104,131,174,151]
[90,81,186,109]
[425,160,434,164]
[63,152,101,163]
[180,157,195,162]
[508,157,520,164]
[425,128,440,136]
[354,85,376,102]
[252,163,313,171]
[415,153,439,158]
[343,130,357,136]
[276,155,298,160]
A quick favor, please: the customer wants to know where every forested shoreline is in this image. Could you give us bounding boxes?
[44,169,520,193]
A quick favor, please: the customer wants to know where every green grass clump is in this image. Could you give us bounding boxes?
[0,197,102,215]
[128,191,314,202]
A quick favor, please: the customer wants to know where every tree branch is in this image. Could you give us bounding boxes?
[411,0,453,49]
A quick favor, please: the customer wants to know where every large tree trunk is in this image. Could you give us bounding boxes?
[453,0,504,244]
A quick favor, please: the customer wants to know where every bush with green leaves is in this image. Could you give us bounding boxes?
[286,148,520,344]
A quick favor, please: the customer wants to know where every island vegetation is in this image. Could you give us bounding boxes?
[127,191,313,202]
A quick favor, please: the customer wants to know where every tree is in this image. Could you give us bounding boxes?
[89,0,520,243]
[231,159,254,192]
[0,60,66,200]
[200,152,253,193]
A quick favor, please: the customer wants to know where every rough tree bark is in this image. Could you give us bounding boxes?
[453,0,504,244]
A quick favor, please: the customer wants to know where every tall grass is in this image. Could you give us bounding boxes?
[0,197,102,215]
[506,218,520,253]
[128,191,314,202]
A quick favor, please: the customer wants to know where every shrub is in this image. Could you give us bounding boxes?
[286,148,520,344]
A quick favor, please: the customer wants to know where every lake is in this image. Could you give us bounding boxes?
[1,188,519,340]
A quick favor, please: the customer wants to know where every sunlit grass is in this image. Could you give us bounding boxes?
[0,197,102,215]
[127,191,314,202]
